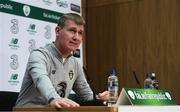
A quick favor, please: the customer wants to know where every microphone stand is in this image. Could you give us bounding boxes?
[133,71,142,88]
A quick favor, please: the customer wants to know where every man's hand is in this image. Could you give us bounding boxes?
[49,98,80,108]
[98,91,109,101]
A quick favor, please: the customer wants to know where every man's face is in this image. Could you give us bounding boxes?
[56,20,84,52]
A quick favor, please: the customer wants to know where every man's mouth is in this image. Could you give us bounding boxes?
[69,41,78,45]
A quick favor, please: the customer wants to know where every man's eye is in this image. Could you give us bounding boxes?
[78,31,83,35]
[69,29,76,33]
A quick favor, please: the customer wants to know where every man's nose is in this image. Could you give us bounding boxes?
[73,33,79,40]
[75,32,79,37]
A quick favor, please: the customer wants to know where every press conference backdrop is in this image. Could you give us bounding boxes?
[0,0,82,92]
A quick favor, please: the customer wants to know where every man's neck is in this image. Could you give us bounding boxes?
[54,42,71,58]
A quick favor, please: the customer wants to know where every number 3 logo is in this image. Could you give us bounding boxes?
[57,82,67,98]
[10,54,19,70]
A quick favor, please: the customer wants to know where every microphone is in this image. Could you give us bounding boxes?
[80,66,106,106]
[133,71,142,88]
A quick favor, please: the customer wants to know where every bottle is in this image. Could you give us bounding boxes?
[108,68,119,106]
[144,73,153,89]
[151,73,159,89]
[144,72,159,89]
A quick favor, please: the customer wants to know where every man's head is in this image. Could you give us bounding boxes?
[57,13,85,28]
[55,13,85,57]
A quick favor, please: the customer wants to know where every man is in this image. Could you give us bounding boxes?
[16,13,108,108]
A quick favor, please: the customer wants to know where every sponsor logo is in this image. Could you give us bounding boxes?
[165,92,172,100]
[73,49,80,58]
[57,81,67,97]
[70,3,80,13]
[128,90,135,100]
[44,25,52,39]
[23,5,31,16]
[27,24,37,35]
[10,19,19,34]
[8,38,20,49]
[0,3,13,10]
[8,73,19,85]
[42,0,53,6]
[56,0,68,8]
[133,91,167,100]
[28,39,36,52]
[43,12,59,20]
[10,54,19,70]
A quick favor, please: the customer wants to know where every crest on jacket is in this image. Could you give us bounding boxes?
[69,70,74,80]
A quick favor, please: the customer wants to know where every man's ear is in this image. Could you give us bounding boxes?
[55,26,61,36]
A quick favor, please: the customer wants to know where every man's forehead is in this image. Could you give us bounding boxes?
[65,20,84,30]
[65,20,83,26]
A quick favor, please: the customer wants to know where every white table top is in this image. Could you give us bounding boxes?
[118,105,180,112]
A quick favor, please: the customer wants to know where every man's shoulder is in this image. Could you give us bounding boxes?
[30,43,54,59]
[31,43,52,53]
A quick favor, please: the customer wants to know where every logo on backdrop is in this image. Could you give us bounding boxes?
[44,25,52,39]
[0,3,13,10]
[70,3,80,13]
[9,38,20,49]
[28,39,36,52]
[10,54,19,70]
[56,0,68,8]
[27,24,37,35]
[73,49,80,58]
[10,19,19,34]
[42,0,53,6]
[23,5,31,16]
[8,73,19,86]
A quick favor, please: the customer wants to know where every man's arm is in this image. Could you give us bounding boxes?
[28,50,60,102]
[29,49,80,108]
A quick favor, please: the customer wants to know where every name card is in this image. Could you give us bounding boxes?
[116,88,176,105]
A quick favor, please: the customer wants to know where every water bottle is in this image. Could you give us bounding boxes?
[108,68,119,106]
[144,73,153,89]
[151,73,159,89]
[144,72,159,89]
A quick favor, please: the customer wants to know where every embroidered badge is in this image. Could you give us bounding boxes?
[69,70,74,80]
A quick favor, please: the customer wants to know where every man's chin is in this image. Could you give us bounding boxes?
[68,46,79,50]
[68,47,77,52]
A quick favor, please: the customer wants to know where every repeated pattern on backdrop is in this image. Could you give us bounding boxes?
[0,0,82,92]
